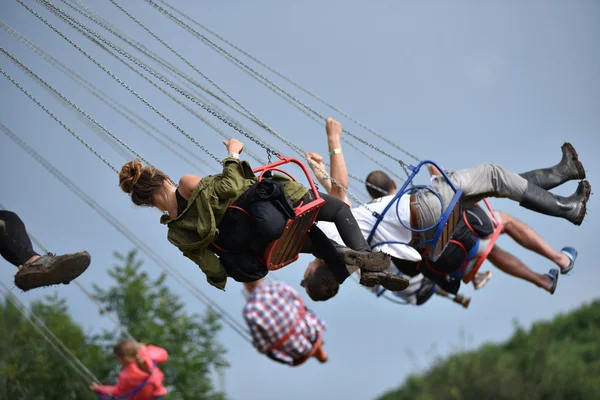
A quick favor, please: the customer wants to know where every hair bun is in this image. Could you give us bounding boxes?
[119,159,144,194]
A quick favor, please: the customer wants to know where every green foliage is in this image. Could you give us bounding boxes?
[0,249,229,400]
[377,300,600,400]
[92,249,229,400]
[0,293,103,399]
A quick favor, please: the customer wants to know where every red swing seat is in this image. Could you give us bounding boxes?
[252,157,324,271]
[460,199,503,283]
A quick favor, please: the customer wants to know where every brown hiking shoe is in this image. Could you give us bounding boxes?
[360,271,410,291]
[336,247,391,272]
[14,251,91,291]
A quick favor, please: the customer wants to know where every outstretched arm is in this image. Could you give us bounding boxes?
[306,118,351,206]
[324,118,350,205]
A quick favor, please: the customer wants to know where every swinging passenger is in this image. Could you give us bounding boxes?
[243,277,328,366]
[90,340,168,399]
[301,118,588,300]
[118,139,407,292]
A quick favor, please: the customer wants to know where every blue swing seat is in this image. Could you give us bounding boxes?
[367,160,463,262]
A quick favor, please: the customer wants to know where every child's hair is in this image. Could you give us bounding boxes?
[113,339,152,375]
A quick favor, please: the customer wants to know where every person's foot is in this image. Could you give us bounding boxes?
[14,251,91,291]
[472,270,493,290]
[544,269,559,294]
[336,248,391,272]
[313,343,328,363]
[568,181,591,226]
[360,271,409,292]
[559,247,578,274]
[560,143,586,181]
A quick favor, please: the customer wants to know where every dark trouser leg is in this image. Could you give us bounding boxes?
[0,210,38,267]
[301,226,350,283]
[314,192,370,252]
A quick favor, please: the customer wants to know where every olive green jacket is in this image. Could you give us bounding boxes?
[160,157,309,290]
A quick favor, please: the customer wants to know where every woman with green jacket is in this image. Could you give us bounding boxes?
[118,138,406,296]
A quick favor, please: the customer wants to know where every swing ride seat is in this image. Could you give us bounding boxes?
[367,160,463,263]
[252,156,324,271]
[459,199,503,283]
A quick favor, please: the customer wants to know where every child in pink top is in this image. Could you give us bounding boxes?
[90,339,168,399]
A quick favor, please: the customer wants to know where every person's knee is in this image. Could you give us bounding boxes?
[496,211,512,228]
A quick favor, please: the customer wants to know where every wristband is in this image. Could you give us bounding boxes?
[228,152,240,159]
[329,148,342,155]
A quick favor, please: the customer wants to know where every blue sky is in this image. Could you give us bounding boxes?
[1,1,599,399]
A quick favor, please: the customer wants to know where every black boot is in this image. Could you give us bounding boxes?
[519,181,591,226]
[519,143,586,190]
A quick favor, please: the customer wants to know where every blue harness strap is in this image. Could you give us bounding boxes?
[366,160,463,262]
[96,362,159,400]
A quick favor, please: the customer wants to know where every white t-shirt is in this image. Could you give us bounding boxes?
[316,193,422,263]
[317,205,425,300]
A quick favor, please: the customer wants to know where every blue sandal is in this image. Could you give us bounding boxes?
[545,269,559,295]
[560,247,578,275]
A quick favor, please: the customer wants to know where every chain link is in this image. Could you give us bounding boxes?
[21,0,222,164]
[64,0,282,164]
[0,67,120,173]
[1,48,154,168]
[40,0,276,162]
[145,0,409,176]
[156,0,422,164]
[0,19,217,174]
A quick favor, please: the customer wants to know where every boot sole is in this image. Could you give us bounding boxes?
[360,272,410,291]
[341,250,390,272]
[563,143,586,180]
[573,181,591,226]
[14,252,91,291]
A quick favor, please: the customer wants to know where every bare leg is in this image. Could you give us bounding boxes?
[487,245,552,291]
[498,211,570,270]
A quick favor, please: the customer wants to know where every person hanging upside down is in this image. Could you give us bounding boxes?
[301,117,587,300]
[90,340,168,399]
[118,138,404,292]
[0,210,91,291]
[243,278,328,366]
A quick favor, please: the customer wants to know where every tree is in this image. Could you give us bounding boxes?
[377,299,600,400]
[92,249,229,400]
[0,293,104,400]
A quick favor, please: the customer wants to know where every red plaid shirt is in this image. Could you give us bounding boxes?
[243,282,326,365]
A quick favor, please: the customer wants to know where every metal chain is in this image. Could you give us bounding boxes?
[36,0,374,209]
[144,0,410,176]
[157,0,422,163]
[65,0,260,126]
[0,67,119,173]
[67,0,394,193]
[19,0,222,164]
[0,19,213,173]
[137,0,377,207]
[0,282,100,384]
[40,0,276,161]
[0,124,253,343]
[1,48,153,168]
[63,0,279,163]
[70,0,377,194]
